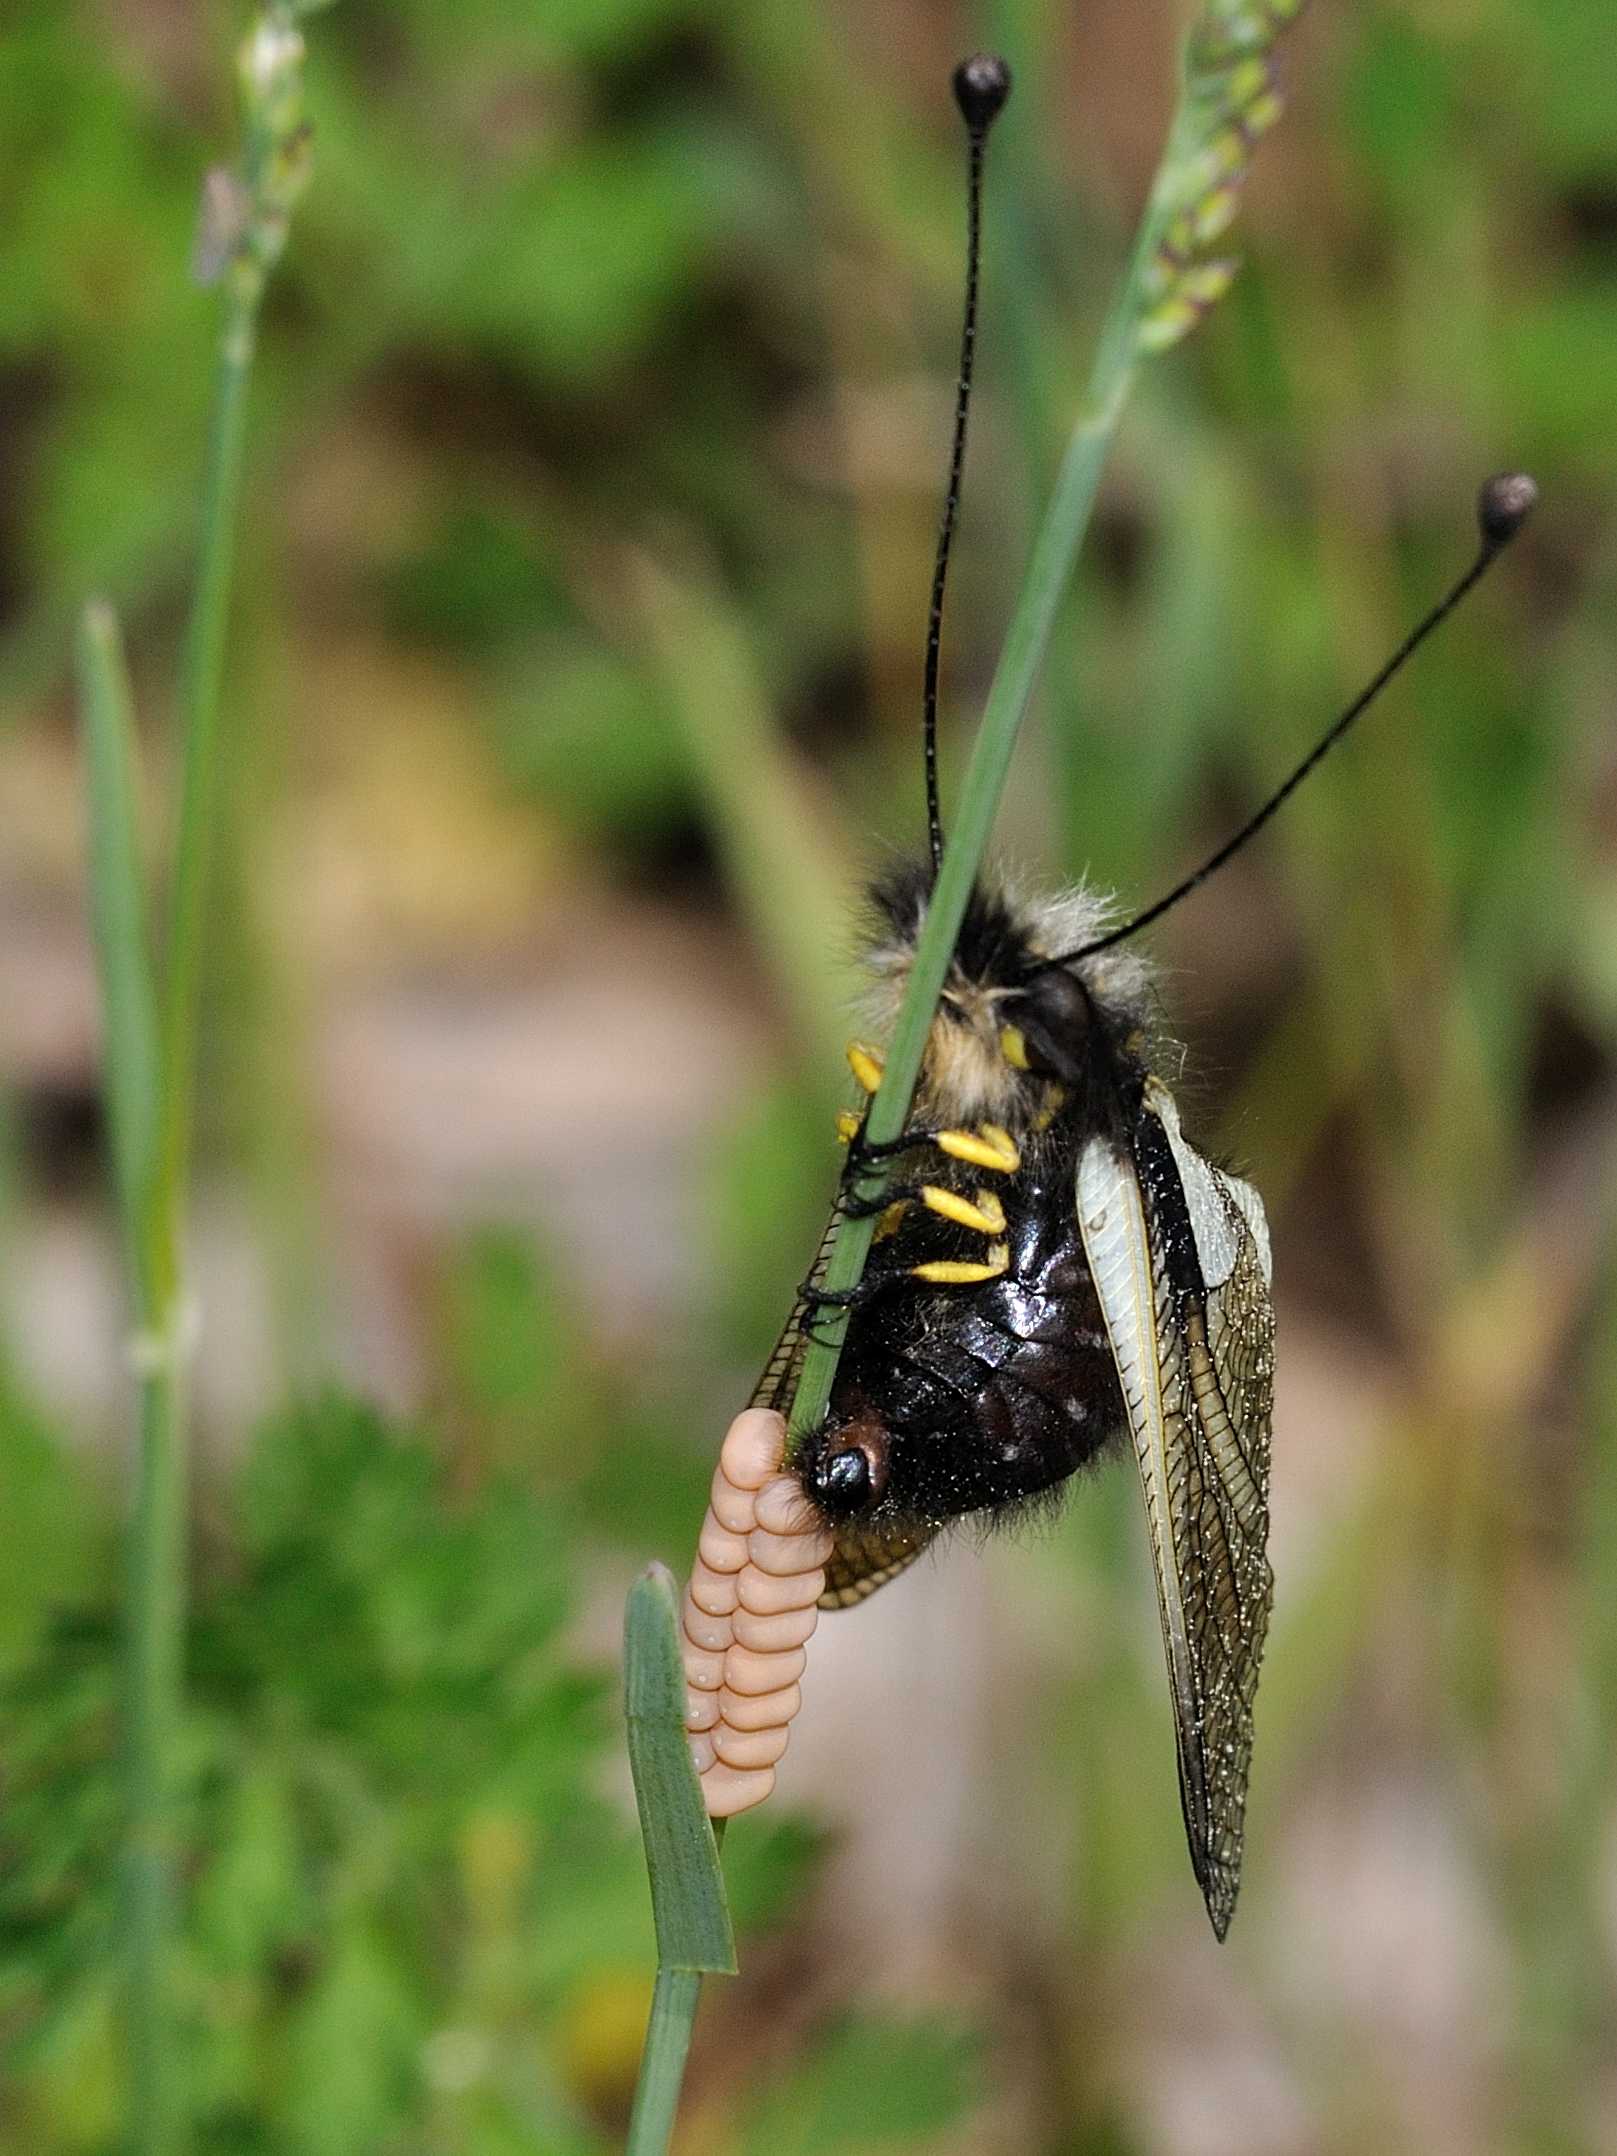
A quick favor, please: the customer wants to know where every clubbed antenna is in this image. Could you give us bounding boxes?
[923,52,1012,879]
[1045,473,1540,966]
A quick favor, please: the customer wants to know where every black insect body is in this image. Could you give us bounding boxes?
[805,1116,1125,1539]
[791,870,1142,1562]
[755,868,1277,1938]
[744,50,1535,1938]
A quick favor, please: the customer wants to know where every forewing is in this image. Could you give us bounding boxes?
[751,1209,841,1417]
[1077,1087,1275,1938]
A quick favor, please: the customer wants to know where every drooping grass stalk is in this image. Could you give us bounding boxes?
[75,12,319,2150]
[785,0,1304,1447]
[623,1567,735,2156]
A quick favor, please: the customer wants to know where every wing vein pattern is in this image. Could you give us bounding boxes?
[1077,1083,1275,1938]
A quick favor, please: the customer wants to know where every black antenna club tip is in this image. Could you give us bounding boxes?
[953,53,1011,134]
[1478,471,1539,551]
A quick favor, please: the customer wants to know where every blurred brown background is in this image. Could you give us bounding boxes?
[1,1,1615,2150]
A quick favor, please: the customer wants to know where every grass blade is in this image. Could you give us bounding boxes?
[624,1564,736,1976]
[104,16,323,2146]
[623,1565,735,2154]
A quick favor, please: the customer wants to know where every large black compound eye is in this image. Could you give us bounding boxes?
[799,1422,889,1520]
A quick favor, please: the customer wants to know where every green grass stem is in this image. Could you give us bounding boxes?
[121,275,269,2156]
[120,288,264,2149]
[152,286,260,1291]
[623,1565,734,2156]
[623,1566,735,1978]
[626,1971,704,2156]
[70,12,321,2147]
[123,1339,192,2154]
[78,591,189,2149]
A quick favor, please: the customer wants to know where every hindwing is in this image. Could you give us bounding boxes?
[1076,1079,1275,1938]
[819,1519,937,1606]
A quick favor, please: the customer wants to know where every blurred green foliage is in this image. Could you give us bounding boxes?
[1,0,1615,2149]
[0,1389,837,2152]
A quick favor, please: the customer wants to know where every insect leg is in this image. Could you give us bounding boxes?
[910,1240,1010,1285]
[844,1126,942,1166]
[839,1181,925,1219]
[795,1275,885,1314]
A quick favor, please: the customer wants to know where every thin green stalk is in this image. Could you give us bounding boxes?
[121,297,263,2146]
[625,1970,703,2156]
[125,1354,190,2154]
[76,593,179,2148]
[74,14,321,2151]
[784,5,1301,1443]
[153,286,260,1286]
[123,277,268,2156]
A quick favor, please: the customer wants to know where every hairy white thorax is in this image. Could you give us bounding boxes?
[860,872,1159,1127]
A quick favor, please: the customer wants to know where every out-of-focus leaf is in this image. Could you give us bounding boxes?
[191,1767,309,1975]
[283,1921,416,2156]
[382,506,572,651]
[738,2018,980,2156]
[451,128,720,381]
[0,1383,94,1671]
[706,1079,835,1363]
[394,0,692,71]
[494,639,691,838]
[0,1393,749,2147]
[709,1813,824,1936]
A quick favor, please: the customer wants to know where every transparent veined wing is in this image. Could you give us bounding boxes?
[819,1518,937,1606]
[1076,1079,1275,1938]
[751,1211,840,1419]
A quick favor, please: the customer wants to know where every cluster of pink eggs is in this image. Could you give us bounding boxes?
[678,1408,831,1817]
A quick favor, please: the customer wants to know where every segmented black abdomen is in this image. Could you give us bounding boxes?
[812,1125,1125,1530]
